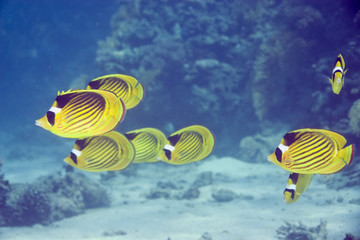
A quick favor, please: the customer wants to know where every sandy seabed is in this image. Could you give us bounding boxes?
[1,157,359,240]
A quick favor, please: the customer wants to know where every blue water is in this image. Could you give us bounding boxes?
[0,0,360,238]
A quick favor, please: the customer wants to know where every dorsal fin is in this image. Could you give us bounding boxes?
[125,132,140,141]
[282,132,299,146]
[168,134,181,146]
[55,92,76,108]
[320,129,347,148]
[88,80,102,89]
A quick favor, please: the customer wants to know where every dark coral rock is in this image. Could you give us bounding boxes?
[199,232,213,240]
[348,198,360,205]
[147,188,171,199]
[211,189,237,202]
[182,187,200,200]
[103,230,127,236]
[344,233,360,240]
[192,171,213,188]
[157,181,180,190]
[276,220,327,240]
[147,180,192,200]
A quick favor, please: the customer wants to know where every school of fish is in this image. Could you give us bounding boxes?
[36,74,215,172]
[36,53,355,204]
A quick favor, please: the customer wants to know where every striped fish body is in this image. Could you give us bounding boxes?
[329,54,348,95]
[87,74,144,109]
[64,131,135,172]
[283,172,313,204]
[159,125,215,165]
[125,128,167,163]
[268,128,355,175]
[35,89,126,138]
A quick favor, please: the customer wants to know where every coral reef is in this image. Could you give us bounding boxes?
[348,99,360,136]
[238,125,286,163]
[276,220,327,240]
[0,171,109,226]
[94,0,360,157]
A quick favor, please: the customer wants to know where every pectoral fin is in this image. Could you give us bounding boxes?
[283,172,313,204]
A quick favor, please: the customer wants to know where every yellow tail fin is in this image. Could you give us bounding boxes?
[338,144,355,166]
[319,144,355,174]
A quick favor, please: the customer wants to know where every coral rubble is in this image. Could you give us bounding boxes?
[276,220,327,240]
[0,171,109,226]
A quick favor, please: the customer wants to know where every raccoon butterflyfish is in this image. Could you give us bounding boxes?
[87,74,144,109]
[268,128,355,203]
[329,54,348,95]
[64,131,135,172]
[35,89,126,138]
[125,128,167,163]
[158,125,215,165]
[283,172,313,204]
[267,128,355,175]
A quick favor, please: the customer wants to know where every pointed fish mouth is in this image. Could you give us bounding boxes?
[35,119,42,127]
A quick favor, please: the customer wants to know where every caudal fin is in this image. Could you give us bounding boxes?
[339,144,355,166]
[320,144,355,174]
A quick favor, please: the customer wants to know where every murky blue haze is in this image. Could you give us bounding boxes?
[0,0,360,239]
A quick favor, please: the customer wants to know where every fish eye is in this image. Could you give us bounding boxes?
[70,152,78,164]
[46,111,55,126]
[275,148,282,163]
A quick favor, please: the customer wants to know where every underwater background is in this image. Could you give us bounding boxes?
[0,0,360,239]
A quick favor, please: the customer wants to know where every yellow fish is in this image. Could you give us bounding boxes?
[125,128,167,163]
[64,131,135,172]
[283,173,313,204]
[87,74,144,109]
[267,128,355,174]
[268,128,355,203]
[158,125,215,165]
[35,89,126,138]
[329,54,348,94]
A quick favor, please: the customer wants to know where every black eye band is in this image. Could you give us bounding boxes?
[46,111,55,126]
[275,148,282,163]
[70,152,78,164]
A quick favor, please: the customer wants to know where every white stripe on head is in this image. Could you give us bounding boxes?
[332,66,343,74]
[278,144,289,153]
[49,106,61,114]
[164,144,175,152]
[71,149,82,157]
[285,184,296,191]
